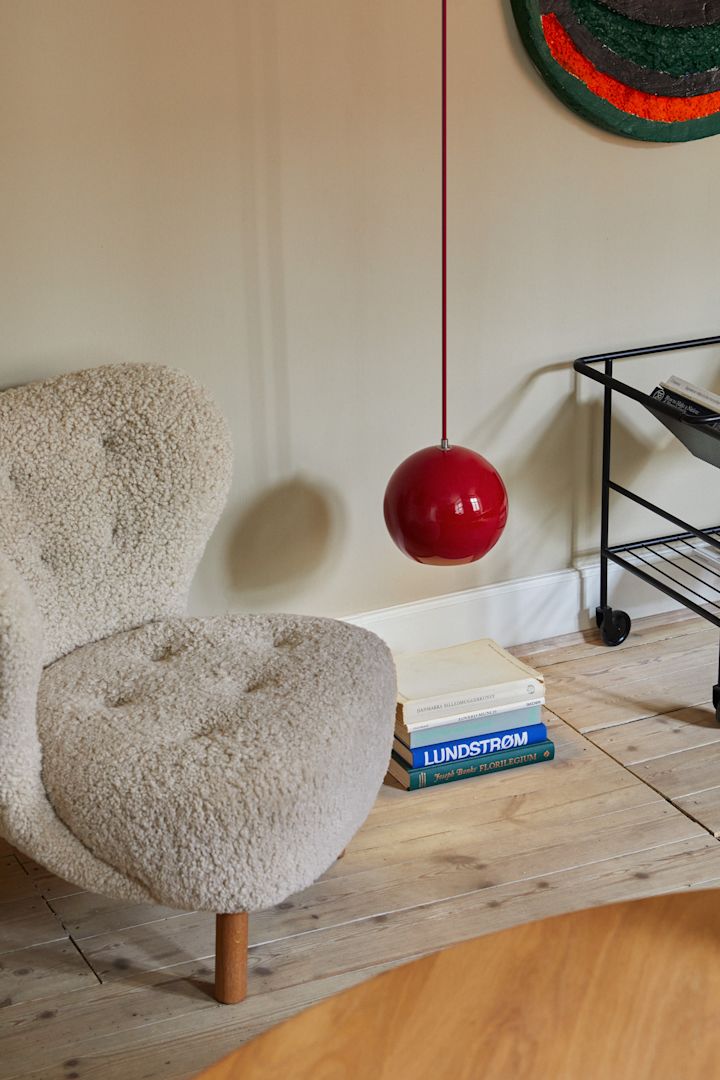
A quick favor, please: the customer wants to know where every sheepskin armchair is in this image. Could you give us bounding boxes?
[0,364,396,1003]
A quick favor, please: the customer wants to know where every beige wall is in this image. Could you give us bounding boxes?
[2,0,719,620]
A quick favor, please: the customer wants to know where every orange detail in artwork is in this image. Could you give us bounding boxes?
[542,12,720,121]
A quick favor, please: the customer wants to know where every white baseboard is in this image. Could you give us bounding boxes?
[346,569,582,654]
[346,553,690,654]
[575,554,685,625]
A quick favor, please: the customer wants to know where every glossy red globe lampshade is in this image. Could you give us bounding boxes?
[384,444,508,565]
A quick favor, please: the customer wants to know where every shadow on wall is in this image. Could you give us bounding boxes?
[226,475,346,598]
[463,357,664,572]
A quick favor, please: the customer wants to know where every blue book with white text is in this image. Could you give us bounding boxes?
[393,722,547,770]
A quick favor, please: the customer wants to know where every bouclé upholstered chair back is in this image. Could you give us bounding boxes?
[0,365,232,665]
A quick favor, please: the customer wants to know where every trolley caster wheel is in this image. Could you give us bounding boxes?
[597,607,631,647]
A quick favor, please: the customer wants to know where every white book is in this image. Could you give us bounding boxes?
[399,696,546,734]
[395,639,544,724]
[663,375,720,415]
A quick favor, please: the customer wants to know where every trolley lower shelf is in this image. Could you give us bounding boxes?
[606,526,720,630]
[574,333,720,722]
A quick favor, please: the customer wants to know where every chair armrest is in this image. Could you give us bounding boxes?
[0,553,153,900]
[0,552,44,843]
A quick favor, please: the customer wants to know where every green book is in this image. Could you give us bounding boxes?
[387,739,555,791]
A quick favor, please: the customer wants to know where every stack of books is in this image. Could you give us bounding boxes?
[387,639,554,791]
[651,375,720,430]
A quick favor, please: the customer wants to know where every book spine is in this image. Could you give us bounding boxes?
[403,702,545,748]
[651,385,720,430]
[401,695,544,735]
[663,375,720,414]
[401,677,544,725]
[408,723,547,769]
[402,739,555,790]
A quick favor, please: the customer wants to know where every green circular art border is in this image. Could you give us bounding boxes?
[511,0,720,142]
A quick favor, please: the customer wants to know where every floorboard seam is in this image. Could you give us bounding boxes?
[566,718,720,845]
[67,932,104,986]
[586,702,714,743]
[618,746,720,768]
[524,624,709,672]
[62,910,201,947]
[92,833,709,975]
[667,802,720,839]
[41,896,76,944]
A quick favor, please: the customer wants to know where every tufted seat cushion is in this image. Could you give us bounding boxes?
[36,613,396,912]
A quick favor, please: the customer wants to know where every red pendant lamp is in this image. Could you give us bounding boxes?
[384,0,508,566]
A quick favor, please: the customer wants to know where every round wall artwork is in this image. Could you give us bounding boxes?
[511,0,720,141]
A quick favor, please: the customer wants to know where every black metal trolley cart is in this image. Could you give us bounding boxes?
[574,334,720,721]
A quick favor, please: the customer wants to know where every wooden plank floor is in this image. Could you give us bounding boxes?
[3,611,720,1080]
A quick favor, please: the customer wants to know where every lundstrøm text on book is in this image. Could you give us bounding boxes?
[387,739,555,791]
[650,383,720,431]
[394,721,547,769]
[395,639,544,725]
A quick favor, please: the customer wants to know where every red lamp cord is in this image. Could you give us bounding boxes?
[441,0,449,449]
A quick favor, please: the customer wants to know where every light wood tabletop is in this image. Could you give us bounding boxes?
[194,888,720,1080]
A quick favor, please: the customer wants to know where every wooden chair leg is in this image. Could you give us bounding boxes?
[214,912,248,1004]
